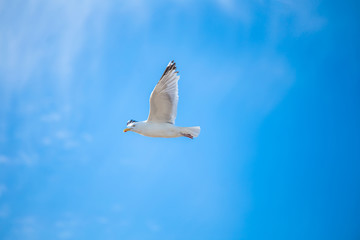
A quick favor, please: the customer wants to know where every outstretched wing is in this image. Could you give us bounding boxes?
[147,60,180,124]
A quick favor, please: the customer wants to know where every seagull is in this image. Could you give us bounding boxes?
[123,60,200,139]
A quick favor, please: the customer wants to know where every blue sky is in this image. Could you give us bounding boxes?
[0,0,359,239]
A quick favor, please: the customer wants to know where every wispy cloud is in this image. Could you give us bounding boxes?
[237,53,294,117]
[0,0,324,90]
[0,0,110,89]
[18,151,38,166]
[274,0,325,33]
[215,0,325,36]
[12,216,40,240]
[55,214,81,239]
[215,0,254,24]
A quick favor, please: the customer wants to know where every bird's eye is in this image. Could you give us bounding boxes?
[133,124,136,127]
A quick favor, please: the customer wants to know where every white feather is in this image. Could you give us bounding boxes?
[147,61,179,124]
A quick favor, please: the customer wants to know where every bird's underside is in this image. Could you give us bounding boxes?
[130,122,200,139]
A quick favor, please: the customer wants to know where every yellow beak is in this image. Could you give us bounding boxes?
[123,128,131,132]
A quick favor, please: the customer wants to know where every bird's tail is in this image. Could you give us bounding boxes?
[180,126,201,138]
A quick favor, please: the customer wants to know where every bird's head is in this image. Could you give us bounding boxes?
[123,119,138,133]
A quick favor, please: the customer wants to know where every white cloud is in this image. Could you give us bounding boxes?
[215,0,254,24]
[0,0,324,90]
[0,0,110,88]
[215,0,325,36]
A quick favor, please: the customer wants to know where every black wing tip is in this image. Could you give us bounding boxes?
[167,60,176,69]
[161,60,178,79]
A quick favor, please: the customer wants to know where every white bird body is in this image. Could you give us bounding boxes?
[124,61,200,139]
[129,121,200,138]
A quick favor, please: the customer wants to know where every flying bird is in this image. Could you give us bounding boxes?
[123,61,200,139]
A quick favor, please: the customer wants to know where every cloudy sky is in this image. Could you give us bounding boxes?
[0,0,359,239]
